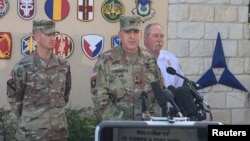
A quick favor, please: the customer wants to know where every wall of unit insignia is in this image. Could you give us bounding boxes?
[0,0,168,108]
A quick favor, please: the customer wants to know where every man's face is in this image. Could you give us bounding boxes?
[119,29,142,53]
[144,25,164,54]
[34,31,57,51]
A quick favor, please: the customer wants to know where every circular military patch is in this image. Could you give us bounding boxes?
[101,0,125,23]
[54,33,74,59]
[44,0,70,21]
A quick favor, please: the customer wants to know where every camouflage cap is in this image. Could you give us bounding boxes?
[32,19,59,35]
[120,15,142,31]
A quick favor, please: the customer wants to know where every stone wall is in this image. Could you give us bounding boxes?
[167,0,250,124]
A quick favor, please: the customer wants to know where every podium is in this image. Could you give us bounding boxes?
[95,120,223,141]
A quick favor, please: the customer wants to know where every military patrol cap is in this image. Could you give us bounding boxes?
[32,19,59,35]
[120,15,142,31]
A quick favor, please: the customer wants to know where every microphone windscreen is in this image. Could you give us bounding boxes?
[162,88,184,117]
[167,85,177,95]
[151,82,167,106]
[168,85,187,116]
[162,89,174,100]
[166,67,176,75]
[175,86,197,119]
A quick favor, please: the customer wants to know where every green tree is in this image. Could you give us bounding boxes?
[65,107,102,141]
[0,106,17,141]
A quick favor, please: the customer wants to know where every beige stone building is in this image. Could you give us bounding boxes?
[0,0,249,124]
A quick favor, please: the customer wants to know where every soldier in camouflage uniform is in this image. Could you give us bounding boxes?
[6,20,71,141]
[90,15,166,121]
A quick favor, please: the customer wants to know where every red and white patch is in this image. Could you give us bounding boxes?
[81,34,104,60]
[54,33,74,59]
[17,0,36,20]
[77,0,94,22]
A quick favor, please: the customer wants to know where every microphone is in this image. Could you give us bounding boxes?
[151,82,183,118]
[151,82,168,117]
[166,67,201,89]
[168,85,187,116]
[166,67,210,109]
[175,86,198,121]
[141,91,151,120]
[162,89,183,117]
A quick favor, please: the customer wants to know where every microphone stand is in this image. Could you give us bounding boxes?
[183,80,207,121]
[161,103,168,118]
[167,102,178,120]
[141,92,151,121]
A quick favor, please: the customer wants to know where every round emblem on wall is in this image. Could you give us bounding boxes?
[101,0,125,23]
[54,33,74,59]
[44,0,70,21]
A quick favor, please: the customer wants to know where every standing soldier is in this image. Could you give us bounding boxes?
[7,19,71,141]
[90,15,165,121]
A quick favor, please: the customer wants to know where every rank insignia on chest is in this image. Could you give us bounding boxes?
[167,60,171,66]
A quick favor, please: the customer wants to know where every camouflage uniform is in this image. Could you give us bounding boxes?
[91,46,165,120]
[6,20,71,141]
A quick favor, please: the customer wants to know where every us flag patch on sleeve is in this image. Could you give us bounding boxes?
[91,70,97,77]
[90,69,97,89]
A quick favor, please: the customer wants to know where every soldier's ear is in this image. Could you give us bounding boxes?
[118,31,122,38]
[33,33,40,42]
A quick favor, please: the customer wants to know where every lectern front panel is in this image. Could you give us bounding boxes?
[95,120,223,141]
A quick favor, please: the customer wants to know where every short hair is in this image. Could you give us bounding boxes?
[144,23,163,36]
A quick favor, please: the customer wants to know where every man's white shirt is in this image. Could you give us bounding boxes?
[157,50,184,88]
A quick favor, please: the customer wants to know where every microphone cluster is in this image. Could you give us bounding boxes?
[148,67,212,121]
[166,67,212,121]
[166,67,201,89]
[151,82,185,120]
[150,81,204,121]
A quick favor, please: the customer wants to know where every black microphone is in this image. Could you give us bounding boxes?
[175,86,198,121]
[162,89,183,117]
[141,91,151,120]
[151,82,168,117]
[166,67,210,108]
[166,67,201,89]
[168,85,187,116]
